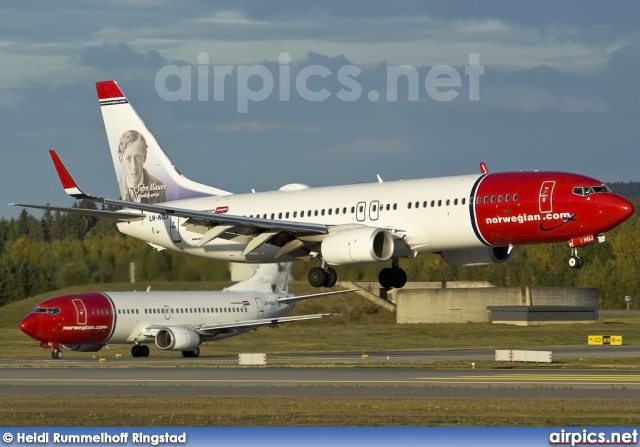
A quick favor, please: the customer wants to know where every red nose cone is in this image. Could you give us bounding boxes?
[20,314,39,340]
[612,195,635,226]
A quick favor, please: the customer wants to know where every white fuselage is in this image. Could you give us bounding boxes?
[117,174,483,262]
[105,291,294,343]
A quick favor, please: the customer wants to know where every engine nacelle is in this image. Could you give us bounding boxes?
[321,227,394,265]
[155,326,201,351]
[62,343,105,352]
[440,246,513,267]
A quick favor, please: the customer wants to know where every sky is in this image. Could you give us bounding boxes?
[2,1,640,218]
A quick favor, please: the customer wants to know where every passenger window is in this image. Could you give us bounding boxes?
[408,202,412,209]
[372,205,377,212]
[386,204,390,211]
[278,212,282,219]
[321,209,325,216]
[314,210,318,216]
[270,213,275,219]
[343,207,347,214]
[491,196,496,203]
[513,194,518,201]
[431,200,435,207]
[476,197,481,204]
[336,208,340,214]
[484,196,488,203]
[328,209,332,215]
[293,211,297,218]
[446,199,450,206]
[498,195,503,202]
[438,200,442,207]
[393,204,397,210]
[423,201,428,208]
[351,207,355,213]
[506,194,510,202]
[462,198,466,205]
[415,201,419,208]
[359,206,364,212]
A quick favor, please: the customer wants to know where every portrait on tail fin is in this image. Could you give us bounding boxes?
[117,130,167,204]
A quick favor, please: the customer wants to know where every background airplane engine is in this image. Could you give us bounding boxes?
[321,227,394,265]
[440,246,513,267]
[155,326,201,351]
[62,343,105,352]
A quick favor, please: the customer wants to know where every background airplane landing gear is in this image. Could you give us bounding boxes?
[182,347,200,358]
[131,344,149,358]
[308,266,337,288]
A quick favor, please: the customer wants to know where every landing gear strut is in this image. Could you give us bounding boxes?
[568,247,584,269]
[378,258,407,289]
[308,263,337,288]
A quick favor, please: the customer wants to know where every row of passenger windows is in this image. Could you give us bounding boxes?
[245,194,520,220]
[248,204,399,220]
[407,198,467,209]
[142,307,248,314]
[476,194,518,204]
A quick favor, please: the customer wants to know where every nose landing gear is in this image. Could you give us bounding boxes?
[568,247,584,269]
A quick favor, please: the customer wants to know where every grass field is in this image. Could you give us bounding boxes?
[2,282,640,426]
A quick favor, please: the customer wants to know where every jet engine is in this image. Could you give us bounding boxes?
[440,246,513,267]
[155,326,201,351]
[321,227,394,265]
[62,343,105,352]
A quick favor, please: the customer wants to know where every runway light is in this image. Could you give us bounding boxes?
[472,362,475,369]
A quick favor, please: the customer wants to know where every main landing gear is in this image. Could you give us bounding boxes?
[568,247,584,269]
[51,349,63,359]
[378,258,407,289]
[182,347,200,358]
[307,258,407,289]
[131,344,150,358]
[308,265,338,288]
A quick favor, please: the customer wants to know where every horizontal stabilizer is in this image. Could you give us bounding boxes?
[276,288,357,303]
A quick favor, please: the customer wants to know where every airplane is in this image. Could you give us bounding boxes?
[20,263,351,359]
[11,80,635,290]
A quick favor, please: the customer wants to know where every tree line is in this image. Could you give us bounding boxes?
[1,195,639,309]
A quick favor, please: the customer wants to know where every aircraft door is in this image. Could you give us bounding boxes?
[163,305,171,320]
[369,201,380,221]
[71,299,87,325]
[539,181,555,214]
[356,201,366,222]
[254,297,264,319]
[169,216,181,243]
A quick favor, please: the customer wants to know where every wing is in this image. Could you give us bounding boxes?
[41,150,330,257]
[143,313,331,336]
[9,203,144,222]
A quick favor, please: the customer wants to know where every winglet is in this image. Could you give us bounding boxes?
[49,150,100,201]
[479,162,489,174]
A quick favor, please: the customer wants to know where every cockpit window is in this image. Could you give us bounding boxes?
[572,185,611,196]
[33,307,60,315]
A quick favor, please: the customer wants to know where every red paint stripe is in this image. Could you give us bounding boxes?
[48,150,77,189]
[96,80,124,100]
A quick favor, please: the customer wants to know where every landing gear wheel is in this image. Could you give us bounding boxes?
[568,256,584,269]
[378,268,395,289]
[131,345,142,358]
[325,267,337,288]
[139,345,150,357]
[308,267,328,288]
[182,347,200,358]
[393,268,407,289]
[51,349,63,360]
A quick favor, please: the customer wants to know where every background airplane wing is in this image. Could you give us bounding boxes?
[143,314,331,336]
[196,313,331,332]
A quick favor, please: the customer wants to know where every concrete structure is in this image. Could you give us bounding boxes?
[489,305,598,326]
[350,281,599,325]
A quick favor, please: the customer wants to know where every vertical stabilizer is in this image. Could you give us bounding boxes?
[225,263,292,294]
[96,80,230,203]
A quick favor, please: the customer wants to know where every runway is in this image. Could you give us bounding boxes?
[2,347,640,399]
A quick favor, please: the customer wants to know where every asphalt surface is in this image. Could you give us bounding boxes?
[1,347,639,398]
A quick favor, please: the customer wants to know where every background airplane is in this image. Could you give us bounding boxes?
[20,263,350,359]
[12,81,634,289]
